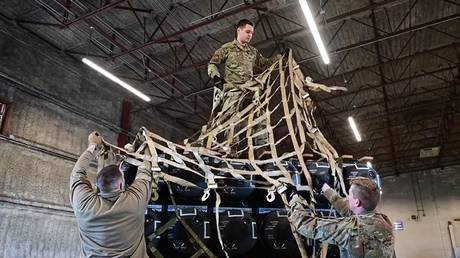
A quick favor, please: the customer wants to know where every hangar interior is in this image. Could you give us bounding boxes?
[0,0,460,257]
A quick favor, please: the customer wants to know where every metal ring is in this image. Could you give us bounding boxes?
[266,190,275,202]
[201,189,211,202]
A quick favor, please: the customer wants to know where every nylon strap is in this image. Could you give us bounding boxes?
[97,53,351,258]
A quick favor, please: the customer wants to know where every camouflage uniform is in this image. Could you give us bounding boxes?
[208,40,279,151]
[288,192,395,258]
[208,39,279,89]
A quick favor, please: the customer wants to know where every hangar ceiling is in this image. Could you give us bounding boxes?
[1,0,459,176]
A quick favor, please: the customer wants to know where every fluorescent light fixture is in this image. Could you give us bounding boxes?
[82,58,151,102]
[348,116,362,142]
[298,0,330,64]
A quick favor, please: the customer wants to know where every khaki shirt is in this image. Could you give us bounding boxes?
[208,40,279,90]
[288,192,395,258]
[70,145,152,258]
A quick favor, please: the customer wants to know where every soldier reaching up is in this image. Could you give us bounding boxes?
[283,177,395,258]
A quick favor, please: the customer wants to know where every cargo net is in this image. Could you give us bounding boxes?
[99,52,348,258]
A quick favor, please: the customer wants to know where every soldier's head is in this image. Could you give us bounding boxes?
[96,165,125,194]
[235,19,254,45]
[348,177,380,214]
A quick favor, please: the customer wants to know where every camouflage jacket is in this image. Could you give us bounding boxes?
[208,40,279,90]
[288,194,395,258]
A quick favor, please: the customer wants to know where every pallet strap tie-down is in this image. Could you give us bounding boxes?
[99,52,348,258]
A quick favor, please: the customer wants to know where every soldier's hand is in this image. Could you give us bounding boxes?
[213,75,224,89]
[321,183,331,193]
[88,131,102,146]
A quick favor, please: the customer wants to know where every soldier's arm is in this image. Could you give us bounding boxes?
[288,195,356,249]
[323,187,353,217]
[208,46,228,78]
[126,162,154,207]
[255,49,280,71]
[69,144,96,208]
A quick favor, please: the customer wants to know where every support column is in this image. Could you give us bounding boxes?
[117,100,132,147]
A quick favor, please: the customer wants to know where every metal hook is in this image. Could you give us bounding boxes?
[201,188,211,202]
[266,189,276,202]
[151,190,159,202]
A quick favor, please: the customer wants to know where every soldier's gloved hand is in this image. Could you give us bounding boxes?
[321,183,331,194]
[213,75,224,89]
[311,169,332,194]
[88,131,102,147]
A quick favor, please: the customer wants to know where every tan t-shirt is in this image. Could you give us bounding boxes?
[70,145,152,258]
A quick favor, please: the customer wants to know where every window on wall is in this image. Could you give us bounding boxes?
[0,101,7,133]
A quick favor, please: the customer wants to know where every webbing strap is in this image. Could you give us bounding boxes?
[166,182,217,258]
[279,55,314,202]
[146,216,177,243]
[246,109,255,162]
[97,53,352,258]
[214,190,230,258]
[146,217,178,258]
[280,193,309,258]
[190,249,205,258]
[146,246,164,258]
[265,111,291,181]
[320,242,329,258]
[192,151,216,191]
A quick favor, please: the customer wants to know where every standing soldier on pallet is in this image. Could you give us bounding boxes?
[207,19,281,157]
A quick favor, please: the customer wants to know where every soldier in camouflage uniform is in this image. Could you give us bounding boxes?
[286,177,395,258]
[207,19,280,156]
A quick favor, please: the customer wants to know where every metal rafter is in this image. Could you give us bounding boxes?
[34,0,209,123]
[62,0,128,26]
[145,9,460,86]
[4,0,460,175]
[109,0,272,60]
[325,81,458,130]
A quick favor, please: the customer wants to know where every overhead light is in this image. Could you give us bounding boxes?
[348,116,362,142]
[298,0,330,64]
[82,58,151,102]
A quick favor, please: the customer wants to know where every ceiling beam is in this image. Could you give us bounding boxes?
[108,0,271,60]
[145,12,460,98]
[62,0,128,27]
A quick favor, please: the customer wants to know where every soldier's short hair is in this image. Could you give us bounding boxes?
[236,19,254,29]
[350,177,380,211]
[96,165,123,193]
